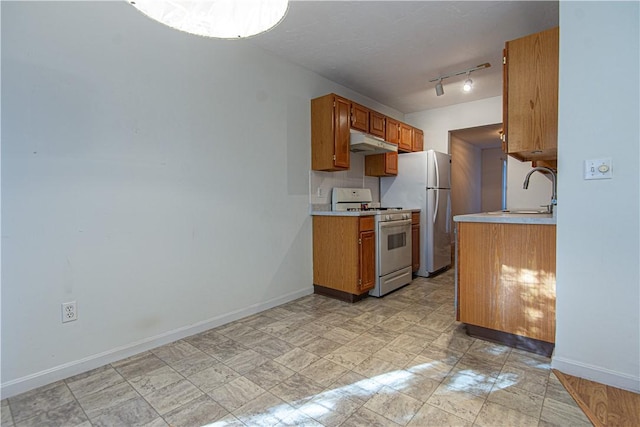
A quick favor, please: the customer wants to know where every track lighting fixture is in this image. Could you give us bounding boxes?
[429,62,490,96]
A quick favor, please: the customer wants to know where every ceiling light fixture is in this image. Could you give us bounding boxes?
[429,62,491,96]
[129,0,289,39]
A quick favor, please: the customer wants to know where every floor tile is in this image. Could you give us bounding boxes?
[407,403,472,426]
[89,396,159,427]
[474,401,539,427]
[65,365,125,398]
[341,406,403,427]
[205,340,250,362]
[128,365,183,396]
[539,397,592,426]
[274,347,320,373]
[486,384,544,418]
[151,340,201,365]
[187,363,240,393]
[363,385,424,425]
[440,368,497,398]
[544,372,577,406]
[276,408,325,426]
[167,350,219,377]
[13,399,87,427]
[162,395,228,427]
[420,344,465,366]
[8,381,75,423]
[269,374,324,408]
[243,360,296,390]
[232,391,295,426]
[251,337,296,359]
[1,399,14,426]
[466,339,512,364]
[112,352,167,379]
[224,349,271,375]
[426,384,485,422]
[143,378,203,415]
[76,381,140,419]
[455,353,504,379]
[299,336,343,357]
[299,358,349,387]
[495,364,549,396]
[405,355,454,381]
[324,346,371,370]
[324,371,384,401]
[208,376,266,412]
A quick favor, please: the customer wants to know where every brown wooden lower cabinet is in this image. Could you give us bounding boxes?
[313,215,376,300]
[457,221,556,344]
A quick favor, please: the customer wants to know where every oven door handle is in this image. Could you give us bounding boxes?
[379,219,412,229]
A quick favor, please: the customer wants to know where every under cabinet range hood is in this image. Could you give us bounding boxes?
[350,131,397,154]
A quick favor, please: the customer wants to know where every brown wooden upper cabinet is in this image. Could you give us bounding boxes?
[399,123,413,152]
[369,111,386,139]
[412,128,424,152]
[350,102,369,133]
[365,151,398,177]
[385,117,401,145]
[503,27,559,162]
[311,93,350,171]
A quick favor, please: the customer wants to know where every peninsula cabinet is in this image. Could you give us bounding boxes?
[457,221,556,352]
[313,215,376,302]
[311,93,350,171]
[503,26,559,162]
[364,152,398,177]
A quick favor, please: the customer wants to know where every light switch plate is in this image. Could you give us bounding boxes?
[584,158,612,180]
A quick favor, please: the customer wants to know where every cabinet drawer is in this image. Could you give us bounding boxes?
[359,216,375,231]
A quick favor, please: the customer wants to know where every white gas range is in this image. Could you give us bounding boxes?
[332,188,413,297]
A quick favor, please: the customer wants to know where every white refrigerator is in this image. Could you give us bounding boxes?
[381,150,452,277]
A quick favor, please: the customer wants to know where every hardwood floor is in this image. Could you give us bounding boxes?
[553,369,640,427]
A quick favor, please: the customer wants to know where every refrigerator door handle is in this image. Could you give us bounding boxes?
[433,189,439,224]
[433,153,440,189]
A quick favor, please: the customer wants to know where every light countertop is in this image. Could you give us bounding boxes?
[311,208,420,217]
[454,211,556,225]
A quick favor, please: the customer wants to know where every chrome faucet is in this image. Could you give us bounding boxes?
[523,166,557,213]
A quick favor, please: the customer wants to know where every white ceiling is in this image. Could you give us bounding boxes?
[249,1,559,114]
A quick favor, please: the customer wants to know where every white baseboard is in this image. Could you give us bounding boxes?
[552,356,640,393]
[1,288,313,399]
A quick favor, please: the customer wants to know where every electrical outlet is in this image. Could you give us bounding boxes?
[62,301,77,323]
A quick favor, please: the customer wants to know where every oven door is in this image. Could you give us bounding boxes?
[378,219,412,276]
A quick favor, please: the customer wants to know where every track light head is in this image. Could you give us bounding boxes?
[435,80,444,96]
[463,78,473,92]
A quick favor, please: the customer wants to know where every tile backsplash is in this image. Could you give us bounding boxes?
[309,153,379,211]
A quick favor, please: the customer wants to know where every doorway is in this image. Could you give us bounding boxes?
[449,124,504,218]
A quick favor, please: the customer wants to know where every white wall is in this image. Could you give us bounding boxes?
[0,2,399,397]
[450,136,482,216]
[481,148,503,212]
[553,1,640,392]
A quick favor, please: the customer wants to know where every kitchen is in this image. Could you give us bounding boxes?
[2,1,638,424]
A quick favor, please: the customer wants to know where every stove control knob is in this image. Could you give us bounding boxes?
[385,215,391,221]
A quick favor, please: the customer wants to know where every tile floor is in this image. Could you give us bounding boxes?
[2,270,592,426]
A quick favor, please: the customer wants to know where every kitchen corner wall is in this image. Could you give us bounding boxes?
[0,1,397,397]
[554,1,639,392]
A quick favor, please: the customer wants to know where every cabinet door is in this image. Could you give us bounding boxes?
[351,102,369,133]
[458,222,556,343]
[385,152,398,175]
[370,111,386,139]
[505,27,558,161]
[359,230,376,291]
[334,96,351,169]
[399,123,413,152]
[386,118,400,145]
[411,213,420,272]
[412,128,424,152]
